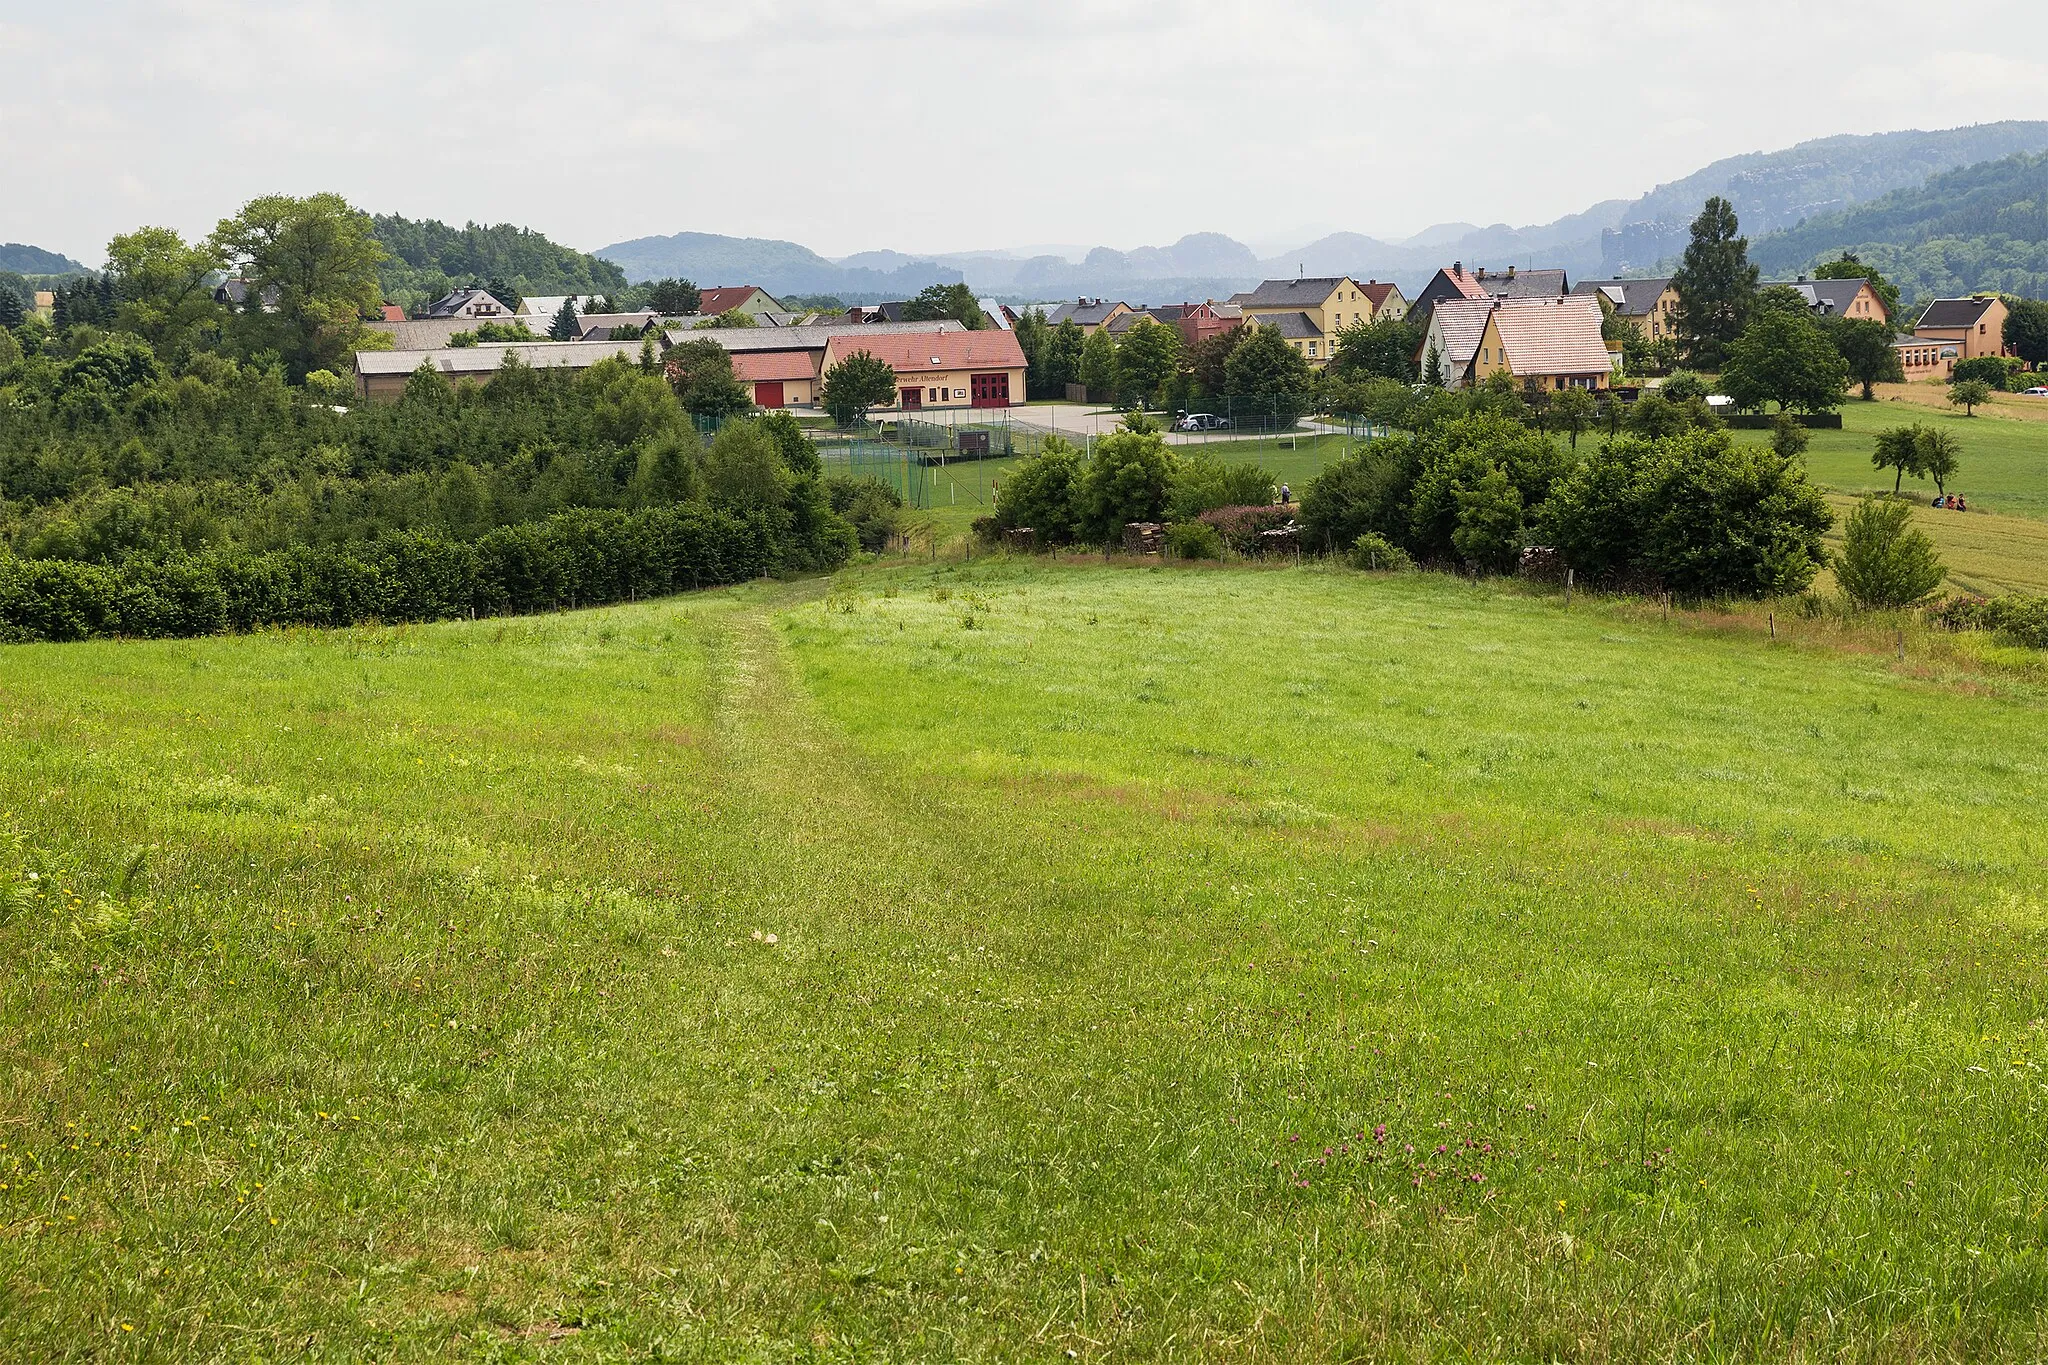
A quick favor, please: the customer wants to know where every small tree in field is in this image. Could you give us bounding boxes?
[822,350,899,427]
[1950,379,1992,416]
[1872,424,1926,493]
[1548,386,1595,448]
[1836,496,1944,608]
[1770,411,1811,459]
[1918,427,1961,495]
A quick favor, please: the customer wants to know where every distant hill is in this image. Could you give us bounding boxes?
[595,231,966,297]
[372,215,628,309]
[1751,150,2048,302]
[590,124,2048,306]
[0,243,87,275]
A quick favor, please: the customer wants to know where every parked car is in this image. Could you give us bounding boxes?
[1176,413,1232,432]
[2023,386,2048,397]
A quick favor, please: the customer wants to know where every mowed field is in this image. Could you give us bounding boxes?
[4,560,2048,1359]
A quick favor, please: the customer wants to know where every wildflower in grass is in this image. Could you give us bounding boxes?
[1373,1124,1388,1144]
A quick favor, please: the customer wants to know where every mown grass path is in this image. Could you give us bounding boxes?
[3,564,2048,1360]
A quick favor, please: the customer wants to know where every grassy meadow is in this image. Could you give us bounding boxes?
[4,558,2048,1360]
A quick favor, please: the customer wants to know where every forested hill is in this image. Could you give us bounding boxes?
[1750,150,2048,302]
[0,243,87,275]
[371,215,629,311]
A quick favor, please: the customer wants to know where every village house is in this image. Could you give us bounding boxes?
[1761,276,1889,325]
[659,319,973,409]
[1415,295,1610,392]
[1227,277,1392,366]
[1572,277,1679,341]
[1045,298,1131,333]
[422,288,516,320]
[1911,295,2008,360]
[352,339,650,401]
[819,328,1028,410]
[1410,263,1569,324]
[696,286,787,322]
[1893,335,1960,381]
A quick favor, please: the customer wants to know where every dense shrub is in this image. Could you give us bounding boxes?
[1074,426,1176,544]
[0,501,809,643]
[1543,428,1833,598]
[1835,496,1944,608]
[824,475,904,553]
[1949,356,2017,389]
[993,439,1083,543]
[1163,521,1223,559]
[1298,437,1419,553]
[1928,593,2048,648]
[1346,533,1413,572]
[1198,505,1292,555]
[1166,457,1275,521]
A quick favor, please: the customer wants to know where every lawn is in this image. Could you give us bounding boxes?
[4,560,2048,1359]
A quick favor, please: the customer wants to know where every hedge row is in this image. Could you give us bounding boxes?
[0,504,780,643]
[1928,593,2048,649]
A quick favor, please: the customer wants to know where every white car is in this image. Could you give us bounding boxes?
[2023,386,2048,397]
[1176,413,1232,432]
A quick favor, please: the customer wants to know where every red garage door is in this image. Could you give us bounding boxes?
[970,372,1011,408]
[755,380,784,408]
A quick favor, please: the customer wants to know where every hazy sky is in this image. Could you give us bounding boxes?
[7,0,2048,265]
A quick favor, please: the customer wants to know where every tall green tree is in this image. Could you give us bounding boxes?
[668,337,753,421]
[1672,196,1759,371]
[1721,308,1847,414]
[1012,308,1049,396]
[1185,327,1243,397]
[1331,315,1421,381]
[2003,297,2048,369]
[0,284,21,330]
[549,297,582,341]
[1872,424,1929,493]
[1078,327,1118,400]
[1224,323,1315,416]
[1422,343,1445,388]
[1812,254,1901,323]
[208,193,387,379]
[1114,318,1182,408]
[902,282,985,329]
[1918,427,1961,494]
[645,278,701,315]
[1824,317,1904,399]
[104,227,225,360]
[821,349,899,426]
[1041,317,1086,395]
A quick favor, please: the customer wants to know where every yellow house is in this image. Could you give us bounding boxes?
[1572,277,1679,342]
[1227,276,1389,366]
[1416,296,1611,391]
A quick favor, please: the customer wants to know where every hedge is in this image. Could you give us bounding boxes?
[1723,413,1844,430]
[0,504,786,643]
[1927,593,2048,649]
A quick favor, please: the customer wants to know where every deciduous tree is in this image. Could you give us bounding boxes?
[2003,297,2048,370]
[821,349,899,426]
[1825,317,1904,399]
[1114,318,1182,408]
[208,193,386,379]
[1949,378,1992,416]
[1835,495,1944,608]
[1721,308,1847,414]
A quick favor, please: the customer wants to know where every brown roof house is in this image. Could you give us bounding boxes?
[1416,295,1611,391]
[1572,277,1679,342]
[1227,277,1393,367]
[697,286,787,321]
[1045,298,1132,333]
[422,288,516,320]
[820,328,1029,410]
[1761,276,1888,325]
[1410,263,1568,324]
[1912,296,2008,359]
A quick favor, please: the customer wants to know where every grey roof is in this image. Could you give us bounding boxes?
[1230,277,1351,307]
[1250,310,1320,339]
[1047,299,1128,327]
[658,318,966,352]
[364,317,538,350]
[354,339,648,378]
[574,311,661,339]
[1760,278,1872,317]
[423,288,517,319]
[1915,296,1999,329]
[1571,277,1672,317]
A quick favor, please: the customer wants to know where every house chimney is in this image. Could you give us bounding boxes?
[1507,265,1516,280]
[1797,275,1808,284]
[1453,261,1463,278]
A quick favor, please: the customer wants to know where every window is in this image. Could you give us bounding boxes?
[1307,341,1318,357]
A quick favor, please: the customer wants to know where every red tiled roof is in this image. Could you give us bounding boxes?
[730,350,818,382]
[822,328,1027,373]
[1443,268,1490,301]
[699,287,764,316]
[1361,282,1398,310]
[380,304,406,322]
[1491,296,1611,376]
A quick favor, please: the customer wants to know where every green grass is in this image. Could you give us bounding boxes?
[1736,398,2048,522]
[5,560,2048,1358]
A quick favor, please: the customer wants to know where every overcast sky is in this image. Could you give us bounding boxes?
[6,0,2048,266]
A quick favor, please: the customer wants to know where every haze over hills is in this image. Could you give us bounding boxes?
[595,122,2048,304]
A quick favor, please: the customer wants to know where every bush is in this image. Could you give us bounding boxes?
[1198,505,1291,555]
[1298,437,1419,553]
[1451,467,1526,573]
[1928,593,2048,647]
[1949,356,2016,389]
[1347,533,1413,572]
[1163,521,1223,560]
[1835,496,1944,608]
[994,439,1084,543]
[1166,458,1275,521]
[0,501,830,643]
[1660,370,1710,402]
[1542,429,1833,598]
[824,474,903,553]
[1074,426,1175,544]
